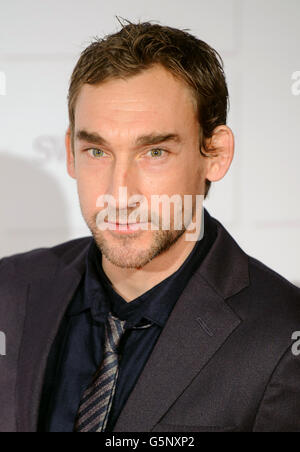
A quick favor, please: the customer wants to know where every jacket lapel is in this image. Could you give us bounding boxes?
[113,216,249,432]
[112,275,242,432]
[16,240,90,432]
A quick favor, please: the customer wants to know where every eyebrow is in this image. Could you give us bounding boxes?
[75,130,182,147]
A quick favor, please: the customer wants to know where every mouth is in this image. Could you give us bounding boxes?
[104,221,144,225]
[104,221,149,234]
[110,222,140,225]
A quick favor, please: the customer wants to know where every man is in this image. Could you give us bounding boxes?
[1,20,300,433]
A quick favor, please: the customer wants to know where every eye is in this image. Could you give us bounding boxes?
[146,148,168,158]
[87,148,107,158]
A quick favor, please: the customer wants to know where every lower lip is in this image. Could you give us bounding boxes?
[106,222,148,234]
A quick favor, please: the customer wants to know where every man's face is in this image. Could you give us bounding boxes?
[67,64,208,269]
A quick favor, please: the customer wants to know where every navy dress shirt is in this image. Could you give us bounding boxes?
[38,208,217,432]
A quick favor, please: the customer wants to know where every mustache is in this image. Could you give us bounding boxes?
[94,209,160,224]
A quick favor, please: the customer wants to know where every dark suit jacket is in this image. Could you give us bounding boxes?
[1,212,300,432]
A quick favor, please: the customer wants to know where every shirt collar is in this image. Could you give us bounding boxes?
[67,208,217,329]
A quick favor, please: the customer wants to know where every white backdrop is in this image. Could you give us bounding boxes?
[0,0,299,285]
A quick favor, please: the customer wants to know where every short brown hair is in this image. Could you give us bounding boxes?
[67,19,229,198]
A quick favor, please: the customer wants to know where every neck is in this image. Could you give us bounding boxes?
[102,230,198,302]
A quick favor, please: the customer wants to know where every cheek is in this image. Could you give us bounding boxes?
[76,175,102,213]
[143,169,185,195]
[76,165,104,191]
[183,159,204,187]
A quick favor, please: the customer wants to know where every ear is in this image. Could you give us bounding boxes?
[204,125,234,182]
[65,127,76,179]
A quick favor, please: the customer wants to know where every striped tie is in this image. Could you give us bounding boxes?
[74,311,152,432]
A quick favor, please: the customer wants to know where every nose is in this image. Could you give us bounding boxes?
[107,157,144,218]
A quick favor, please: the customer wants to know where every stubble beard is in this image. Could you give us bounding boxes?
[89,224,187,269]
[84,195,198,269]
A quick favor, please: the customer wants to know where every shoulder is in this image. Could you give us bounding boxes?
[209,211,300,313]
[227,251,300,355]
[0,236,92,282]
[246,253,300,310]
[207,211,300,344]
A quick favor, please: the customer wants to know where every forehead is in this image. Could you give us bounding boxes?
[74,65,197,133]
